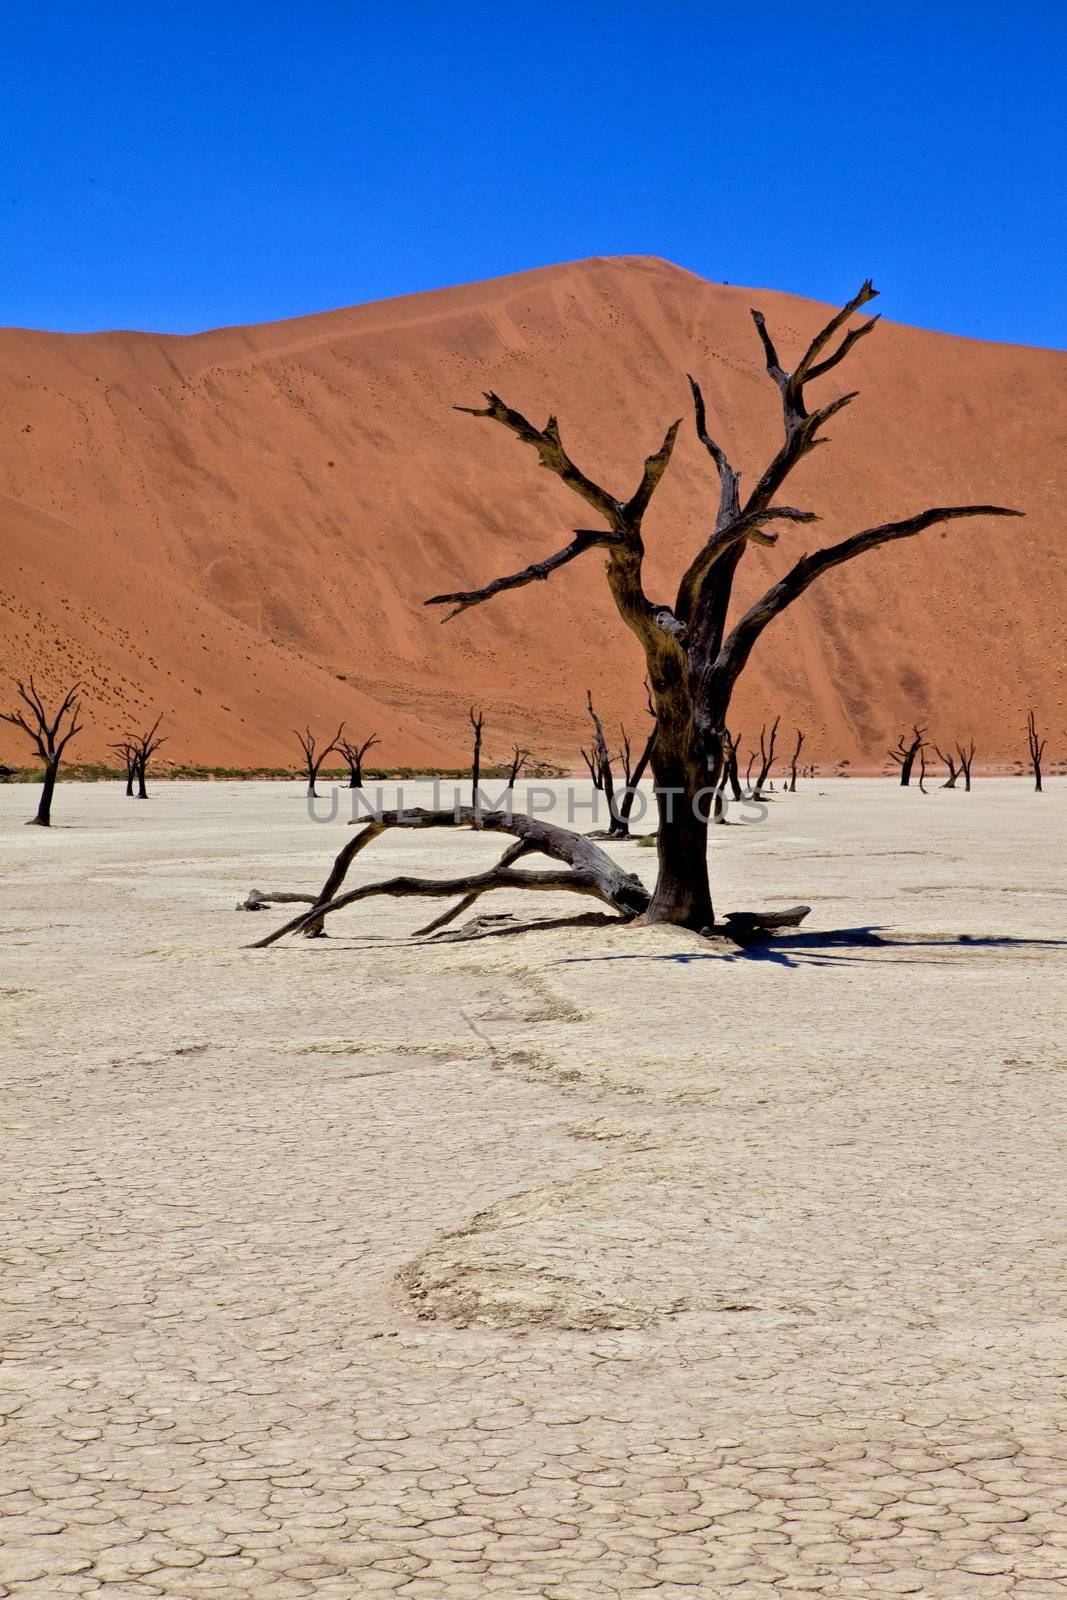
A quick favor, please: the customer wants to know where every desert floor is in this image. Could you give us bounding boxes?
[1,778,1065,1600]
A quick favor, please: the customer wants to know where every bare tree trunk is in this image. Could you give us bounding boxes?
[935,746,959,788]
[296,723,344,799]
[585,690,625,837]
[33,760,59,826]
[618,726,656,832]
[956,740,975,791]
[340,734,381,789]
[753,715,780,798]
[469,707,484,807]
[788,728,805,792]
[507,746,531,788]
[643,790,713,927]
[722,730,742,802]
[889,725,927,787]
[1027,710,1045,792]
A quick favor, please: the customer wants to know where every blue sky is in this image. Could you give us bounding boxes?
[3,1,1064,344]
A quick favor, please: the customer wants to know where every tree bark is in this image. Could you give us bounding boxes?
[32,760,58,826]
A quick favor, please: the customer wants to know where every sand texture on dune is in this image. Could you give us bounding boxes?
[2,777,1064,1595]
[2,255,1064,770]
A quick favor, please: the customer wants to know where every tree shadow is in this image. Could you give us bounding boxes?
[559,927,1067,970]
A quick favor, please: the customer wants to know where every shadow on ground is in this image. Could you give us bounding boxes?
[559,927,1067,969]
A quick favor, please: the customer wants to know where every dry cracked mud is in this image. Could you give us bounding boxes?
[1,778,1064,1597]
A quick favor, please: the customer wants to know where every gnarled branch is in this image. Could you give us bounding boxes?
[712,505,1022,701]
[426,529,623,619]
[245,807,652,947]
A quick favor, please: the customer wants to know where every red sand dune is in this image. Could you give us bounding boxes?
[1,255,1064,772]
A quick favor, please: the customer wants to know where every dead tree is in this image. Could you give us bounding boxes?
[720,729,742,802]
[955,739,976,792]
[339,734,381,789]
[917,746,929,793]
[0,678,83,826]
[1027,709,1046,792]
[255,281,1017,940]
[295,723,344,798]
[585,689,625,836]
[126,715,166,798]
[506,746,532,788]
[580,745,603,789]
[752,715,780,799]
[934,745,960,789]
[745,750,757,793]
[110,738,138,797]
[616,689,658,835]
[788,728,805,792]
[889,725,927,787]
[469,706,484,806]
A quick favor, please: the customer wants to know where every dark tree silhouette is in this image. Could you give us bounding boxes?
[580,744,603,789]
[111,738,138,797]
[253,282,1018,942]
[889,725,927,788]
[339,733,381,790]
[581,686,658,838]
[506,745,532,788]
[584,690,625,837]
[719,728,742,805]
[295,723,344,798]
[955,739,976,792]
[917,745,929,793]
[934,744,960,789]
[752,715,780,799]
[1,678,84,826]
[124,715,166,799]
[788,728,805,792]
[1027,710,1046,792]
[469,706,484,806]
[616,685,658,835]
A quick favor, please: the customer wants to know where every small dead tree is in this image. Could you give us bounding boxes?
[110,738,139,797]
[585,689,625,837]
[580,745,603,789]
[889,725,927,787]
[719,728,743,804]
[295,723,344,798]
[0,678,83,826]
[752,715,780,799]
[615,684,658,836]
[788,728,805,792]
[917,746,929,793]
[506,745,532,788]
[934,744,960,789]
[252,280,1017,943]
[955,740,976,791]
[1027,710,1046,792]
[127,715,166,798]
[469,706,484,806]
[745,750,757,792]
[339,734,381,789]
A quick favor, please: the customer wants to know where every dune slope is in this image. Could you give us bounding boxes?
[1,255,1063,768]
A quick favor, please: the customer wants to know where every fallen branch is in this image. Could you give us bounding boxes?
[242,807,811,949]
